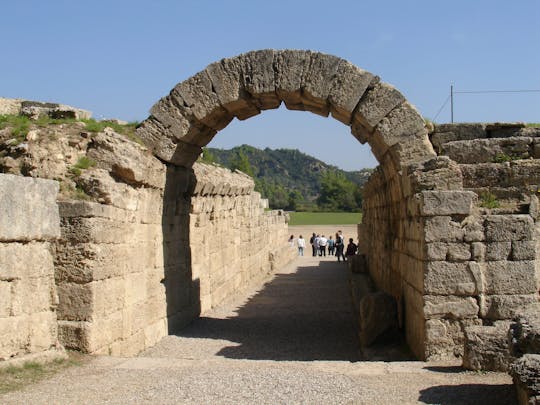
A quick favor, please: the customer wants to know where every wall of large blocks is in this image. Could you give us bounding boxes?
[53,161,294,356]
[0,174,62,362]
[360,124,540,361]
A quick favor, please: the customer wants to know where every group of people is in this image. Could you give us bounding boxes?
[288,231,357,261]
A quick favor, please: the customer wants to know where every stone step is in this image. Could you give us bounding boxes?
[431,123,540,150]
[460,160,540,189]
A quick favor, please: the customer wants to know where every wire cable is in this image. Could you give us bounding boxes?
[432,95,451,121]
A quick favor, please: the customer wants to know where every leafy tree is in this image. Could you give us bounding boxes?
[317,170,361,212]
[229,149,254,177]
[199,147,217,164]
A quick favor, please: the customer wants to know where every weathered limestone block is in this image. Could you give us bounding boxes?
[0,174,60,241]
[480,295,539,321]
[301,52,341,117]
[430,123,487,150]
[509,306,540,357]
[274,49,311,111]
[442,137,533,164]
[171,70,233,131]
[484,261,537,295]
[510,240,536,261]
[510,354,540,405]
[463,321,511,371]
[358,292,398,347]
[419,190,476,216]
[328,60,374,124]
[425,318,482,360]
[371,102,430,159]
[425,242,472,261]
[87,132,166,189]
[485,215,534,242]
[404,156,463,195]
[205,56,260,120]
[424,262,481,296]
[424,295,479,319]
[20,100,91,120]
[77,169,139,210]
[486,242,512,261]
[239,49,280,110]
[0,174,61,363]
[351,82,405,136]
[349,273,375,315]
[424,216,465,243]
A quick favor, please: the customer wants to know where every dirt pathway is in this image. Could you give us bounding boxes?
[1,256,515,404]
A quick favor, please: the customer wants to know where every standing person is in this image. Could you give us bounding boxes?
[327,235,335,255]
[288,235,294,248]
[335,231,345,262]
[318,234,327,256]
[314,234,321,257]
[345,237,358,259]
[297,235,306,256]
[309,233,317,257]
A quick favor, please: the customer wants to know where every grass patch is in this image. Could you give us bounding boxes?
[479,191,500,209]
[68,156,96,177]
[0,114,143,145]
[0,353,86,394]
[526,123,540,128]
[0,114,31,141]
[82,119,143,144]
[493,153,521,163]
[289,211,362,225]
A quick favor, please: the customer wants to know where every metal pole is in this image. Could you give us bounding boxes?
[450,85,454,123]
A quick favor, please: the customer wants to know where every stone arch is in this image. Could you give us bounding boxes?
[136,50,445,360]
[136,49,436,172]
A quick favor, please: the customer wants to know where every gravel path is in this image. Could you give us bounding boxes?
[1,256,516,404]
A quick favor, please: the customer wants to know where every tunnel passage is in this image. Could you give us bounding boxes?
[136,49,478,360]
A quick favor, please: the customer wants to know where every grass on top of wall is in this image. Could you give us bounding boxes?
[288,212,362,226]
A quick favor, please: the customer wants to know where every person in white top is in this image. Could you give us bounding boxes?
[318,235,328,256]
[297,235,306,256]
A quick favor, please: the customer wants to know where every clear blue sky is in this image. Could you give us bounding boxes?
[1,1,539,170]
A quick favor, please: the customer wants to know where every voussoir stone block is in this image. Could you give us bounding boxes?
[371,102,426,155]
[275,51,310,112]
[239,49,280,110]
[328,60,374,125]
[205,56,260,120]
[0,174,60,241]
[171,70,233,131]
[301,52,342,117]
[352,81,405,135]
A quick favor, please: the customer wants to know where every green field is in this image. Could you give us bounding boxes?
[288,212,362,225]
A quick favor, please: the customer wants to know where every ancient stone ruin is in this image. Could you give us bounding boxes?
[1,49,539,402]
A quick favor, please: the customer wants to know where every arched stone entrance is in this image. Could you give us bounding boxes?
[137,49,435,170]
[136,50,478,361]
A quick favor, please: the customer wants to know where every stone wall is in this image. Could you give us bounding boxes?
[0,174,63,363]
[189,164,295,313]
[360,123,540,361]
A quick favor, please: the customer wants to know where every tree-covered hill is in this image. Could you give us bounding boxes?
[201,145,374,211]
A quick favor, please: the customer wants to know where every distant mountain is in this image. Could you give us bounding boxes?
[201,145,374,211]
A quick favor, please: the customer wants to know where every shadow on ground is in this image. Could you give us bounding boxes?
[173,260,412,362]
[418,383,516,404]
